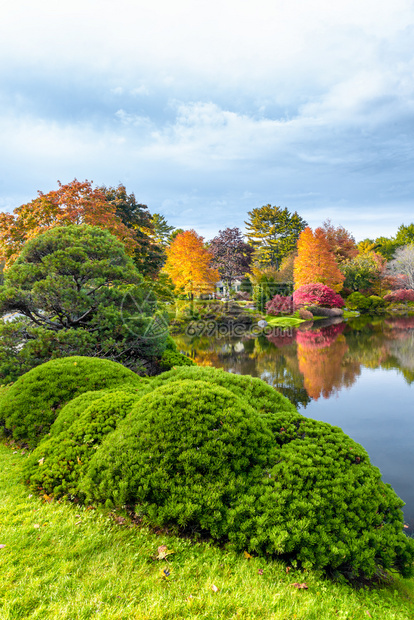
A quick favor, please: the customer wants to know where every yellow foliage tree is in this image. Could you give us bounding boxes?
[164,230,219,298]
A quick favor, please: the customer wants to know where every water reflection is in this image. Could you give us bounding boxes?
[174,316,414,530]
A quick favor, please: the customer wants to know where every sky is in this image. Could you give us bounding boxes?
[1,0,414,242]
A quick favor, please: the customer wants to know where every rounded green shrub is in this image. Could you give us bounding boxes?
[158,349,195,371]
[230,415,414,578]
[149,365,298,417]
[50,383,151,437]
[0,356,148,446]
[81,380,275,538]
[23,388,144,498]
[80,378,414,579]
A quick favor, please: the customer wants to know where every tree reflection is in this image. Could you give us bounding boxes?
[174,316,414,403]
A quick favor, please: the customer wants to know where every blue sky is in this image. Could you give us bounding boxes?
[1,0,414,241]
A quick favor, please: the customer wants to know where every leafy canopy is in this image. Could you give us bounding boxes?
[209,227,253,289]
[245,205,307,268]
[294,227,344,292]
[0,179,137,266]
[0,225,167,381]
[164,230,219,297]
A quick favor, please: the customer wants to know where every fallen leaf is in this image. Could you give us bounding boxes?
[0,544,6,549]
[43,494,52,502]
[258,568,264,575]
[244,551,252,560]
[77,456,82,465]
[33,524,40,529]
[28,495,33,499]
[156,545,174,560]
[38,458,44,466]
[211,584,219,593]
[286,566,291,573]
[291,582,308,590]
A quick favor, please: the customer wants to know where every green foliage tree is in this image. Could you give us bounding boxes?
[101,185,164,277]
[340,251,385,294]
[151,213,175,247]
[245,205,307,268]
[0,225,167,382]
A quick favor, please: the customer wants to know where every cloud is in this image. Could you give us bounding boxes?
[0,0,414,240]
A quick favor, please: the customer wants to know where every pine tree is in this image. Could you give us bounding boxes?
[294,227,344,292]
[151,213,175,247]
[245,205,307,268]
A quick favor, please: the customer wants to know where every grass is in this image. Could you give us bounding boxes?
[1,442,414,619]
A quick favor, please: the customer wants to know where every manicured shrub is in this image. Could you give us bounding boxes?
[346,292,386,313]
[81,380,275,538]
[265,295,293,316]
[239,416,414,579]
[23,389,143,498]
[384,289,414,303]
[158,349,195,371]
[298,308,313,321]
[148,365,298,417]
[293,283,345,308]
[80,379,414,579]
[0,356,147,446]
[50,383,151,437]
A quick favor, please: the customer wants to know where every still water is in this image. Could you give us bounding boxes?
[174,315,414,532]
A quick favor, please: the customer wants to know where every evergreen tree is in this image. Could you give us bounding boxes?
[151,213,175,247]
[245,205,307,268]
[101,184,164,277]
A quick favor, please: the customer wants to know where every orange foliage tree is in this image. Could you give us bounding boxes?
[0,179,137,266]
[322,219,358,263]
[294,227,345,292]
[164,230,219,298]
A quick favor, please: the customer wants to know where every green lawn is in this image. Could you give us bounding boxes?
[1,442,413,619]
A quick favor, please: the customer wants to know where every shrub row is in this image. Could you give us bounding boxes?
[1,356,412,580]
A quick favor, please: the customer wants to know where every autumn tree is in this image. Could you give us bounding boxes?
[209,227,253,290]
[164,230,219,299]
[245,205,307,268]
[294,227,344,292]
[100,185,164,277]
[322,219,358,263]
[0,180,137,266]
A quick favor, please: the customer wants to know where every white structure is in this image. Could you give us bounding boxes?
[215,277,244,297]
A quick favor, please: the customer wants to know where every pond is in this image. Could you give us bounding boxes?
[173,315,414,533]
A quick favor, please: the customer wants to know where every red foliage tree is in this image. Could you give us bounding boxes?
[293,283,345,308]
[384,289,414,303]
[0,179,137,266]
[265,294,294,316]
[322,219,358,263]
